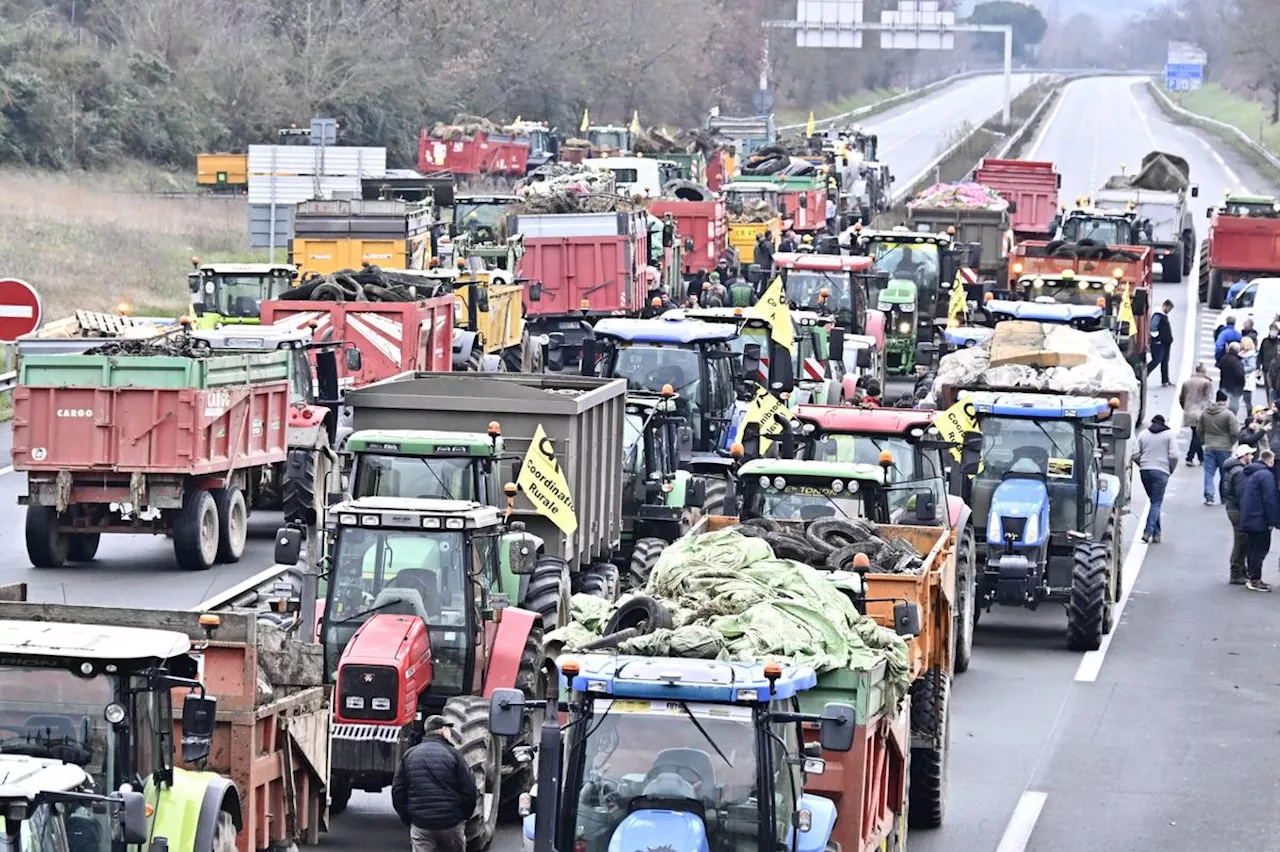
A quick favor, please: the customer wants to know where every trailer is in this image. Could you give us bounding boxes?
[1199,194,1280,308]
[906,195,1011,287]
[417,128,530,178]
[288,199,434,280]
[648,198,728,276]
[975,158,1060,241]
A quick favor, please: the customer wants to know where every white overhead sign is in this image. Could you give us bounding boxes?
[881,1,956,50]
[794,0,865,48]
[1167,41,1207,65]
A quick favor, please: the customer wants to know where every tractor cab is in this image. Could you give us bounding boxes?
[1210,193,1280,220]
[344,428,503,505]
[0,757,149,852]
[621,391,707,545]
[1055,204,1146,246]
[794,406,949,486]
[187,262,297,327]
[722,181,781,216]
[771,252,874,333]
[489,655,856,852]
[452,194,521,245]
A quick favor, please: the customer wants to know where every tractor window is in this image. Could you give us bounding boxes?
[805,435,921,480]
[3,802,67,852]
[210,273,293,318]
[784,271,851,313]
[473,533,500,591]
[977,417,1077,480]
[608,345,704,440]
[289,351,313,403]
[623,412,645,475]
[350,454,479,502]
[770,702,801,844]
[884,479,948,527]
[706,355,735,421]
[744,480,869,523]
[1029,279,1115,306]
[454,202,508,241]
[1060,217,1125,245]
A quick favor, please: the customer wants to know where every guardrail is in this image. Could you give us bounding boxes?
[1147,81,1280,177]
[0,343,14,399]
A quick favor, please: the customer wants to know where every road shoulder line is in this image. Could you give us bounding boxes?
[995,791,1049,852]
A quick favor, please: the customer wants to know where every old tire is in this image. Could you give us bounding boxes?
[1067,541,1109,651]
[67,534,101,563]
[211,809,238,852]
[952,525,976,675]
[173,489,220,571]
[441,695,502,851]
[329,772,353,815]
[1197,240,1209,303]
[627,537,667,591]
[282,449,319,527]
[605,595,674,635]
[212,487,248,564]
[701,475,729,515]
[1208,269,1225,310]
[26,506,69,568]
[522,556,569,633]
[908,667,950,829]
[573,562,619,600]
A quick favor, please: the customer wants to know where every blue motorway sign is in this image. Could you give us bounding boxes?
[1165,62,1203,92]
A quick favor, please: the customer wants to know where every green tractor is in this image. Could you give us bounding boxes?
[878,277,921,375]
[187,262,297,328]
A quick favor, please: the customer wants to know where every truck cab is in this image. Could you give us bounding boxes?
[583,156,680,198]
[187,262,297,327]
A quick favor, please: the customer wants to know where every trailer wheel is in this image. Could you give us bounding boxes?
[211,487,248,564]
[626,537,667,591]
[501,332,527,373]
[908,667,950,829]
[442,695,502,852]
[1182,232,1195,276]
[952,525,976,675]
[1163,243,1184,283]
[1197,240,1209,303]
[464,346,483,372]
[701,475,729,515]
[1208,269,1225,310]
[67,534,100,563]
[25,506,69,568]
[522,556,569,632]
[173,489,220,571]
[1067,541,1109,651]
[574,562,619,601]
[328,773,353,815]
[1101,514,1122,635]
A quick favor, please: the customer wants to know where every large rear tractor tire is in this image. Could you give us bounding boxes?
[67,533,100,563]
[572,562,619,601]
[442,695,502,851]
[952,525,976,675]
[521,556,570,632]
[26,506,69,568]
[1197,240,1209,304]
[211,486,248,564]
[328,772,353,815]
[464,346,483,372]
[907,667,951,829]
[282,448,320,527]
[701,475,730,516]
[1067,541,1109,651]
[627,537,668,592]
[173,489,220,571]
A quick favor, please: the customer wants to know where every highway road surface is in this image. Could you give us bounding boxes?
[4,73,1278,852]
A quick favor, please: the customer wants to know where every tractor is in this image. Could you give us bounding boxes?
[187,262,297,328]
[965,391,1132,650]
[272,498,546,849]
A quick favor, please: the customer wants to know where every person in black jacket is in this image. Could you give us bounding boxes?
[1222,444,1256,585]
[1218,342,1247,419]
[391,717,477,852]
[1146,299,1175,387]
[1238,449,1280,592]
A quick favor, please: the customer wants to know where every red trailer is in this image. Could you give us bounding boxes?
[510,210,650,358]
[648,198,727,275]
[260,296,456,387]
[976,158,1061,241]
[1201,206,1280,307]
[417,129,530,178]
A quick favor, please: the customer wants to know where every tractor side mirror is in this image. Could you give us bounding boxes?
[344,347,362,372]
[180,693,218,764]
[799,194,808,209]
[893,601,921,637]
[855,347,872,368]
[769,345,796,394]
[914,489,937,523]
[1191,184,1200,198]
[529,281,544,302]
[818,702,856,752]
[508,536,536,575]
[273,526,302,566]
[448,223,458,238]
[489,687,526,738]
[828,328,845,364]
[685,477,707,509]
[113,790,149,845]
[1205,206,1214,219]
[1107,411,1133,439]
[741,343,762,384]
[545,332,564,372]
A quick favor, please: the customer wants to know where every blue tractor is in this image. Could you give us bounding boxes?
[488,655,857,852]
[965,391,1133,650]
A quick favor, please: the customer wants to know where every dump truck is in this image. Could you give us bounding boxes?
[417,126,530,179]
[12,345,297,571]
[187,262,298,327]
[288,200,434,280]
[509,209,651,362]
[906,184,1012,288]
[975,158,1061,241]
[0,587,329,852]
[733,174,830,233]
[1199,193,1280,308]
[196,153,248,191]
[1095,151,1198,283]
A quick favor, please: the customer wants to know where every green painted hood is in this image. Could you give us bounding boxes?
[346,429,500,457]
[880,279,918,307]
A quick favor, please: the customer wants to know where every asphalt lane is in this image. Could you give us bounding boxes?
[910,76,1280,852]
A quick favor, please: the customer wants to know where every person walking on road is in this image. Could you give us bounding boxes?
[1147,299,1175,387]
[391,716,477,852]
[1180,363,1213,465]
[1218,341,1246,418]
[1242,336,1260,413]
[1264,324,1280,404]
[1238,449,1280,592]
[1222,444,1256,585]
[1200,390,1240,504]
[1242,317,1259,346]
[1132,414,1179,543]
[1215,316,1242,361]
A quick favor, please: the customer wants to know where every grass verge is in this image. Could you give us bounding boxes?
[1148,82,1280,188]
[778,89,903,126]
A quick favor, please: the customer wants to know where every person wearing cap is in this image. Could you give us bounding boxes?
[391,715,477,852]
[702,272,727,308]
[1132,414,1179,543]
[1200,389,1240,504]
[1238,448,1280,592]
[1222,443,1256,584]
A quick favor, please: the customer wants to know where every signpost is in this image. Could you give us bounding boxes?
[1165,41,1207,93]
[0,278,42,342]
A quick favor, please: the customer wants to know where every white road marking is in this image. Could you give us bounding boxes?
[1026,79,1072,160]
[0,466,11,477]
[996,791,1050,852]
[1075,232,1202,682]
[1127,81,1158,149]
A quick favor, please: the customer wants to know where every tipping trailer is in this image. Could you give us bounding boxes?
[288,200,434,280]
[734,174,830,233]
[1199,194,1280,308]
[417,127,531,179]
[975,159,1061,241]
[647,198,728,277]
[12,348,294,571]
[1095,151,1198,284]
[906,196,1011,287]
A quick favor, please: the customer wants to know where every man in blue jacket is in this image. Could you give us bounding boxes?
[1237,448,1280,592]
[1215,316,1243,362]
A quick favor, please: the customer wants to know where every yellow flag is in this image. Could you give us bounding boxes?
[947,274,966,324]
[934,395,981,462]
[1118,283,1135,333]
[805,111,816,137]
[516,424,579,536]
[630,111,641,135]
[580,107,590,133]
[736,386,790,454]
[756,276,795,350]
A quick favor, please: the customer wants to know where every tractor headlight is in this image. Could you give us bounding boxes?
[898,321,912,334]
[1023,511,1040,543]
[987,506,1002,540]
[877,299,892,312]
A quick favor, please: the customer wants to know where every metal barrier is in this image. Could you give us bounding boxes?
[0,343,14,397]
[1147,81,1280,176]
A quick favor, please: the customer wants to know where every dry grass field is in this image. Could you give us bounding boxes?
[0,169,254,320]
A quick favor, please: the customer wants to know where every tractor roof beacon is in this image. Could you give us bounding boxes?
[488,655,857,852]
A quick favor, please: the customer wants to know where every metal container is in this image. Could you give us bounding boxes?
[343,372,627,569]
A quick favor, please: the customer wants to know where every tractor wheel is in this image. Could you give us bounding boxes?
[464,346,484,372]
[1197,240,1210,303]
[211,809,238,852]
[328,772,354,815]
[1182,232,1194,276]
[67,533,100,563]
[1208,269,1225,310]
[441,695,502,851]
[502,330,529,373]
[1067,541,1109,651]
[211,486,248,564]
[1162,243,1184,283]
[282,447,320,527]
[26,506,69,568]
[173,489,219,571]
[1101,514,1122,635]
[952,525,977,675]
[627,537,668,591]
[503,622,545,808]
[573,562,619,601]
[907,667,951,829]
[522,556,569,632]
[701,475,729,515]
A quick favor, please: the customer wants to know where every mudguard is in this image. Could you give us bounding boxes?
[286,404,329,450]
[987,478,1050,548]
[147,769,242,852]
[452,330,481,370]
[1097,473,1121,512]
[609,809,710,852]
[865,309,887,348]
[791,794,838,852]
[688,452,735,476]
[946,495,972,537]
[481,605,539,697]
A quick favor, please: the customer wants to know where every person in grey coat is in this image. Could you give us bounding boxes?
[1179,363,1213,465]
[1200,390,1241,504]
[1132,414,1180,543]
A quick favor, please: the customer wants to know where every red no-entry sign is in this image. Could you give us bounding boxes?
[0,279,42,341]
